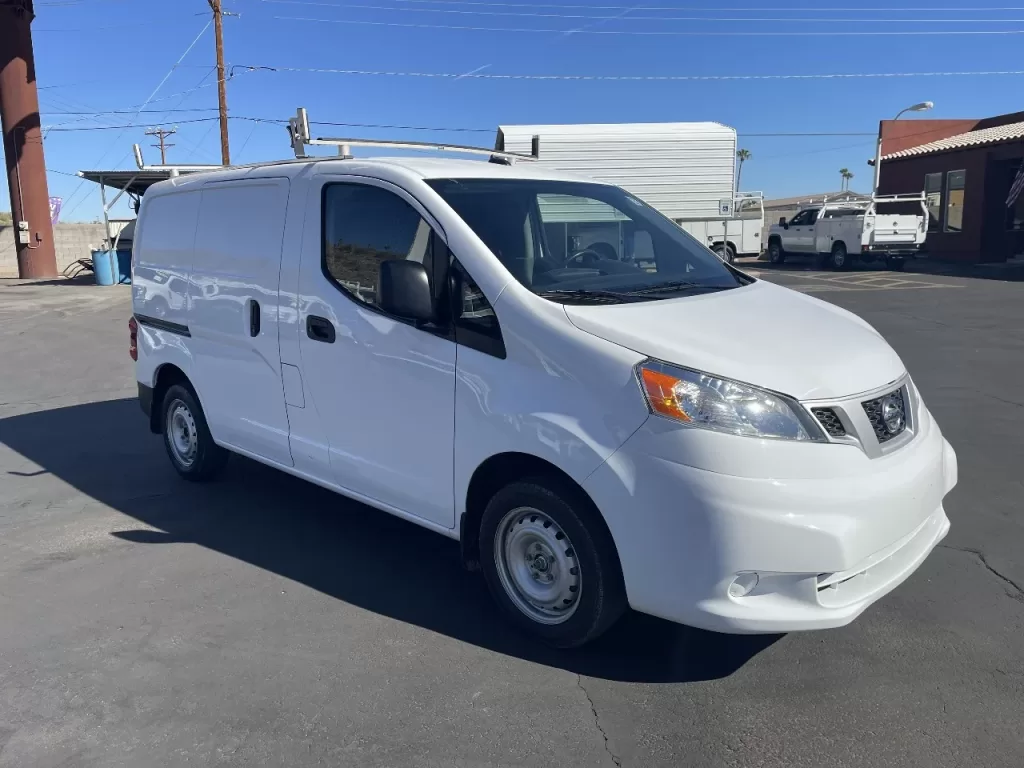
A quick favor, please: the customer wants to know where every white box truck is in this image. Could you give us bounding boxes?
[497,122,763,263]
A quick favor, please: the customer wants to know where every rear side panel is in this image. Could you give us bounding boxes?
[187,179,294,467]
[132,189,203,389]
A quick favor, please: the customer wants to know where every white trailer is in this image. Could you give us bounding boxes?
[496,122,763,261]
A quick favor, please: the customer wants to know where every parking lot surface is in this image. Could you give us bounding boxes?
[1,270,1022,767]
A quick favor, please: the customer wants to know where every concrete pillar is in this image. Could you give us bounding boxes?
[0,0,58,278]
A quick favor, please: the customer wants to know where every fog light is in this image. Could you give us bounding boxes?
[729,573,759,598]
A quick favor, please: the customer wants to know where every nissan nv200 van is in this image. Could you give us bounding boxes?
[130,156,957,647]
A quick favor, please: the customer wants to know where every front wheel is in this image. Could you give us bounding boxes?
[480,478,626,648]
[767,241,786,264]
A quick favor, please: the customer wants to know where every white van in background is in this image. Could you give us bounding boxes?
[129,153,957,648]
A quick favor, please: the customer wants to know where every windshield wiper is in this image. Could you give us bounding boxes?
[535,288,635,304]
[621,280,728,296]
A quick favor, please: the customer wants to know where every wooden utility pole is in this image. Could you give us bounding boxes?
[208,0,230,165]
[145,127,176,164]
[0,0,58,278]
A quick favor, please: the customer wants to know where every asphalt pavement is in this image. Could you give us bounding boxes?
[0,268,1021,767]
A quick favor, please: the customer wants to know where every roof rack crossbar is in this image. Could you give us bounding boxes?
[287,107,539,163]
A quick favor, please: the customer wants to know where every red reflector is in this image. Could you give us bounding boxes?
[128,316,138,361]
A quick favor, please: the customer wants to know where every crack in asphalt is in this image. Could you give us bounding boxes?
[577,675,622,768]
[939,544,1024,602]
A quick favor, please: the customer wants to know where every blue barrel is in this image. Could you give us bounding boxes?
[92,249,119,286]
[116,248,132,284]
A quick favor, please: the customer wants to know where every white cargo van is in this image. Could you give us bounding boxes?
[130,149,957,647]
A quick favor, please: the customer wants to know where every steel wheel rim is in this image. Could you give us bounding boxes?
[494,507,581,625]
[167,399,198,468]
[834,247,846,267]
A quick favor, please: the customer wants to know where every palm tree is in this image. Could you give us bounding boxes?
[843,169,854,192]
[839,168,851,192]
[736,149,751,191]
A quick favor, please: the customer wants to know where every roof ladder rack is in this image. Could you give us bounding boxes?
[286,107,540,164]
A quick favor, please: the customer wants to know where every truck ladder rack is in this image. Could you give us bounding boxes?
[287,107,538,163]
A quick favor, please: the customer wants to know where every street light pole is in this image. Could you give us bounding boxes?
[873,101,934,197]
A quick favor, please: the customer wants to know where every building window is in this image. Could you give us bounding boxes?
[322,184,434,307]
[1007,161,1024,232]
[924,172,943,231]
[944,170,966,233]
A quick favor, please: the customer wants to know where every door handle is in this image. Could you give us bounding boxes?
[306,315,336,343]
[249,299,261,337]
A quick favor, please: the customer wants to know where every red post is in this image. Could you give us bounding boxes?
[0,0,58,278]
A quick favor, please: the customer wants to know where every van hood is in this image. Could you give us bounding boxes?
[563,280,905,400]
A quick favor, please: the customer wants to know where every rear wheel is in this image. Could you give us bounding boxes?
[480,478,626,648]
[767,240,786,264]
[714,244,736,264]
[162,384,227,481]
[830,242,849,271]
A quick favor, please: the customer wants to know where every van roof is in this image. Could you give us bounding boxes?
[145,155,601,196]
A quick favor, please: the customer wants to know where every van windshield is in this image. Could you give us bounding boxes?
[427,178,750,303]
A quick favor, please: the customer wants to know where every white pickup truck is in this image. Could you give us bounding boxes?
[766,194,929,271]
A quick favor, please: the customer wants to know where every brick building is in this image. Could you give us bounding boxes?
[873,111,1024,264]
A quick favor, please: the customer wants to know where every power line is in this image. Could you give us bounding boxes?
[273,14,1024,34]
[256,0,1024,22]
[43,108,221,115]
[46,117,224,132]
[258,64,1024,81]
[35,17,202,32]
[61,21,214,215]
[255,0,1024,11]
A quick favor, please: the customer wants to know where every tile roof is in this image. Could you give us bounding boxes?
[881,120,1024,161]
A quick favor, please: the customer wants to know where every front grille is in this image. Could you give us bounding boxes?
[812,407,846,437]
[862,388,907,443]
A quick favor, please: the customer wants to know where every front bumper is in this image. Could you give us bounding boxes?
[584,403,957,633]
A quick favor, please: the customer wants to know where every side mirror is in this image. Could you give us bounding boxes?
[378,260,435,323]
[779,217,788,228]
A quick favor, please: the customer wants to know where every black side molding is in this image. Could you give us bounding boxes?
[135,314,191,338]
[138,382,154,418]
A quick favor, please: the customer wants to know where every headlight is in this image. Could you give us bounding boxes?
[637,360,825,442]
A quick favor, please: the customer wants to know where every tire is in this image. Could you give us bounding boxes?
[767,240,786,264]
[887,256,906,272]
[830,242,849,271]
[161,383,228,481]
[714,244,736,264]
[479,477,627,648]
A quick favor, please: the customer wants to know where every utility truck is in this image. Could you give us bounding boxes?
[497,122,763,263]
[766,194,929,271]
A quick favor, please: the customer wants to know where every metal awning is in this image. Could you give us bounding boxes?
[76,168,212,197]
[76,166,218,248]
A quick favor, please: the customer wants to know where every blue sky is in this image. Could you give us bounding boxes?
[8,0,1024,221]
